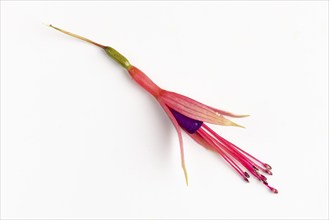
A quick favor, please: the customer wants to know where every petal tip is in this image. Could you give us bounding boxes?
[228,120,246,128]
[183,165,189,186]
[238,114,250,118]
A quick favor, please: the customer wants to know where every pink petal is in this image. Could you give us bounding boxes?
[159,91,244,127]
[159,101,189,185]
[208,107,250,118]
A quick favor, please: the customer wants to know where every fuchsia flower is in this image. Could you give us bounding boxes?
[50,25,278,193]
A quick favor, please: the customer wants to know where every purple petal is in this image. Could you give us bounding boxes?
[169,108,203,134]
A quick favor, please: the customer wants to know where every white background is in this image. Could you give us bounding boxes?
[1,1,328,219]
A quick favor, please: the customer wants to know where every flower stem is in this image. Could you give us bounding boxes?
[49,24,106,49]
[49,24,131,69]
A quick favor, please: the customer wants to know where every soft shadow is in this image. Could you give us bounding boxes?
[101,51,173,160]
[128,78,173,161]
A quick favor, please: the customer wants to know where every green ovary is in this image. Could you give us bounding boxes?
[105,47,131,69]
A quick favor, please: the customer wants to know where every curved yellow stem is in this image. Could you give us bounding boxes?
[49,24,106,49]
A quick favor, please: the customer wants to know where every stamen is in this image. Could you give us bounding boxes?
[198,128,248,181]
[260,174,267,181]
[205,129,259,177]
[264,163,272,170]
[205,130,261,183]
[262,181,278,193]
[252,163,273,175]
[270,187,279,194]
[203,124,270,171]
[201,124,278,193]
[210,134,260,180]
[265,170,273,175]
[244,172,250,178]
[226,141,270,169]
